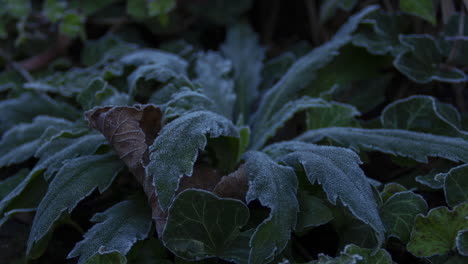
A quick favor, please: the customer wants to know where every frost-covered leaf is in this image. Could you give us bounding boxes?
[296,191,333,232]
[126,237,171,264]
[121,49,188,96]
[353,11,407,56]
[407,203,468,257]
[68,197,152,264]
[415,171,445,189]
[343,244,393,264]
[147,111,239,210]
[221,23,264,121]
[380,191,428,243]
[250,96,329,150]
[242,151,298,264]
[443,164,468,208]
[27,153,125,254]
[381,95,466,138]
[194,51,235,117]
[394,35,466,83]
[0,116,74,168]
[252,5,378,132]
[400,0,436,24]
[163,88,217,122]
[78,78,129,110]
[456,229,468,256]
[34,133,108,180]
[0,93,79,133]
[310,253,362,264]
[297,127,468,163]
[307,102,360,130]
[264,141,384,247]
[261,52,295,91]
[162,189,250,263]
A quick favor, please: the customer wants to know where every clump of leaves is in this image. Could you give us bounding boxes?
[1,1,468,264]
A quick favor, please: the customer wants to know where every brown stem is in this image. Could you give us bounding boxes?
[18,34,72,71]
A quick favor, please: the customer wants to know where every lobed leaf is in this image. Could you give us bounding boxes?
[162,189,250,263]
[68,197,152,264]
[343,244,393,264]
[381,95,466,138]
[163,88,217,122]
[146,110,239,210]
[0,116,75,168]
[380,191,428,243]
[251,5,378,133]
[27,153,125,254]
[394,35,466,83]
[221,23,264,121]
[242,151,298,264]
[0,169,29,201]
[297,127,468,163]
[442,164,468,208]
[264,141,385,247]
[78,78,130,110]
[407,203,468,257]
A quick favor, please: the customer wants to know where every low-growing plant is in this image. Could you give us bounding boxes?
[1,1,468,264]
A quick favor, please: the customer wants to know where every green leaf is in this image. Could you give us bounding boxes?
[297,127,468,163]
[221,23,264,121]
[250,97,329,150]
[380,183,408,202]
[394,35,466,83]
[307,101,360,130]
[43,0,67,22]
[146,111,239,210]
[127,237,171,264]
[34,133,108,180]
[251,5,378,132]
[381,95,465,137]
[0,116,74,168]
[456,229,468,256]
[310,253,362,264]
[353,11,408,56]
[0,169,29,201]
[0,93,79,133]
[380,191,428,243]
[407,203,468,257]
[443,164,468,208]
[242,151,298,264]
[162,189,250,263]
[27,153,125,254]
[59,12,85,38]
[195,51,235,118]
[122,49,188,96]
[147,0,176,17]
[78,78,130,110]
[264,141,385,248]
[260,52,295,91]
[84,252,126,264]
[415,171,445,190]
[68,197,152,264]
[127,0,147,19]
[296,191,333,232]
[343,244,393,263]
[400,0,436,24]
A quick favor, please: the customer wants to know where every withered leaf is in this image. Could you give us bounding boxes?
[213,165,248,201]
[85,105,167,235]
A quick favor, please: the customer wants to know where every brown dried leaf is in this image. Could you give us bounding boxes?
[213,165,248,200]
[85,105,167,235]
